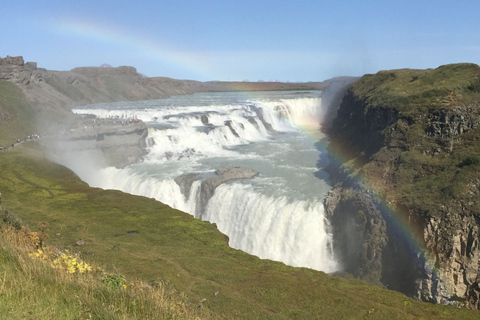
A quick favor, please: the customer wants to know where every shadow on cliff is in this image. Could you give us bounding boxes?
[311,77,359,185]
[312,136,332,183]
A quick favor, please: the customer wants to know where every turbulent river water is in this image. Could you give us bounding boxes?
[73,90,339,273]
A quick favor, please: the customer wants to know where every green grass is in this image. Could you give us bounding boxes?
[352,63,480,114]
[0,224,205,319]
[0,146,479,319]
[0,80,38,145]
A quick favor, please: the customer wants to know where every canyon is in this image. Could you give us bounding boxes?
[1,55,480,311]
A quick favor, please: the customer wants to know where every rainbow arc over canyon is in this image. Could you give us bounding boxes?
[322,113,445,293]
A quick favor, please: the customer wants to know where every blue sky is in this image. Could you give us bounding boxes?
[1,0,479,82]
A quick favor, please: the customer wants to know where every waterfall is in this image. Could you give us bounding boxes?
[71,91,340,273]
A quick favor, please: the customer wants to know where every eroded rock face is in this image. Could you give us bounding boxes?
[416,180,480,308]
[72,66,138,76]
[174,174,200,199]
[324,187,387,284]
[224,120,239,137]
[426,107,480,140]
[0,56,24,66]
[319,77,358,130]
[200,114,210,126]
[252,105,277,133]
[0,56,39,85]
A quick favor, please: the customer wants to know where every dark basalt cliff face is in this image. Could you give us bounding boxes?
[325,64,480,308]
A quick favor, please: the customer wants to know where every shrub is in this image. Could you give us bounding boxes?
[458,156,480,168]
[102,273,127,289]
[0,209,22,229]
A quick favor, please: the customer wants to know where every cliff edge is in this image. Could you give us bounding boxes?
[325,63,480,308]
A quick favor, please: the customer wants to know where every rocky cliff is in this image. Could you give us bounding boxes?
[325,63,480,308]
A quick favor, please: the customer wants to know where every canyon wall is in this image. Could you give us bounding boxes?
[325,64,480,308]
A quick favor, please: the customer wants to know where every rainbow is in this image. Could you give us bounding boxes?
[229,95,444,294]
[50,18,216,80]
[321,120,445,297]
[277,94,445,296]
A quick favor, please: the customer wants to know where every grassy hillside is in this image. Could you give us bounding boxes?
[0,80,37,145]
[0,224,204,319]
[351,63,480,113]
[1,146,479,319]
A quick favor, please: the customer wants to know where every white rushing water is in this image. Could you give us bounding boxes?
[72,90,339,272]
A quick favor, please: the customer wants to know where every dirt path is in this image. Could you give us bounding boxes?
[12,170,55,199]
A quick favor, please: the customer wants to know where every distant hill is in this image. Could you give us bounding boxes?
[0,55,336,133]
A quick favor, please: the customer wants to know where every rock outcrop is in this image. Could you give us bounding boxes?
[0,56,40,85]
[325,186,388,285]
[0,56,25,66]
[426,106,480,143]
[419,204,480,307]
[325,64,480,309]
